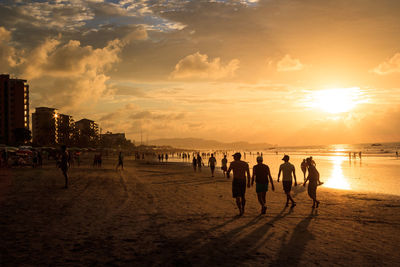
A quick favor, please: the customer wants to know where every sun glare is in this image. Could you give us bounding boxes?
[308,87,364,114]
[324,157,351,190]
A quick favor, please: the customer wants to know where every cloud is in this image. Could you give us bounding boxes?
[371,53,400,75]
[276,54,305,72]
[170,52,239,80]
[0,26,20,69]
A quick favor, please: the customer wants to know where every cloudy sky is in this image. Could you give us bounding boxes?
[1,0,400,145]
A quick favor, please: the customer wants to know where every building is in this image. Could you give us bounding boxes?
[0,74,30,145]
[32,107,58,146]
[75,118,99,147]
[100,131,127,148]
[32,107,77,146]
[57,114,75,146]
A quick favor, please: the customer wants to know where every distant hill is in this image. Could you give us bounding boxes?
[149,138,273,150]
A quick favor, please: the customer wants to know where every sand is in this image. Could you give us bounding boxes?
[1,158,400,266]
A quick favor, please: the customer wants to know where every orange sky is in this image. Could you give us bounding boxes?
[0,0,400,145]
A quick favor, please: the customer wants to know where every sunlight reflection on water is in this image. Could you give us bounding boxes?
[324,156,351,190]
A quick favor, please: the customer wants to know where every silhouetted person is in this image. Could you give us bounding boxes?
[165,153,168,162]
[304,157,320,208]
[221,155,228,177]
[116,152,124,170]
[208,153,216,177]
[359,151,362,159]
[197,154,203,172]
[251,156,274,214]
[227,152,251,216]
[192,157,197,172]
[301,159,307,181]
[59,145,69,189]
[277,155,297,208]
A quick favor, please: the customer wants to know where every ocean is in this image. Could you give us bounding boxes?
[169,142,400,196]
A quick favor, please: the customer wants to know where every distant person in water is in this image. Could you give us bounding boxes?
[59,145,69,189]
[301,159,307,182]
[221,155,228,177]
[359,151,362,159]
[116,152,124,170]
[277,155,297,208]
[165,153,168,162]
[251,156,274,214]
[227,152,251,216]
[304,157,320,208]
[208,153,217,177]
[197,154,203,172]
[192,157,197,172]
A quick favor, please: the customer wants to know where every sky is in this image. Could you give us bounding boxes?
[1,0,400,146]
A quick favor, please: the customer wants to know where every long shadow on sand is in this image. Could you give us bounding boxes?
[157,207,297,266]
[270,208,318,267]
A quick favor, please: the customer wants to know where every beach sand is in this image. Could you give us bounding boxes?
[1,159,400,266]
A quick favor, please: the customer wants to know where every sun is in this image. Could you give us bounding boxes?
[307,87,363,114]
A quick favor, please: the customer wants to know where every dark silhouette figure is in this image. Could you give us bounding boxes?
[277,155,297,208]
[116,152,124,170]
[192,157,197,172]
[208,153,216,177]
[59,145,69,189]
[251,156,275,214]
[227,152,251,216]
[197,154,203,172]
[300,159,307,182]
[221,155,228,177]
[303,157,320,208]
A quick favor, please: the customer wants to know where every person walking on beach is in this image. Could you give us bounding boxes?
[221,155,228,177]
[192,156,197,172]
[197,154,203,172]
[227,152,251,216]
[303,157,320,208]
[251,156,275,214]
[301,159,307,182]
[277,155,297,208]
[116,152,124,170]
[208,153,217,177]
[59,145,69,189]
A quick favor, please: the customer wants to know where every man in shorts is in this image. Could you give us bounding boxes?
[251,156,275,214]
[208,153,217,177]
[227,152,251,216]
[221,155,228,177]
[277,155,297,208]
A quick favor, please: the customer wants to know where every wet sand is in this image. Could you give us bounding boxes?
[1,159,400,266]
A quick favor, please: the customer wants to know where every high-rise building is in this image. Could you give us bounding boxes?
[32,107,76,146]
[75,118,99,147]
[32,107,58,146]
[0,74,30,145]
[57,114,75,146]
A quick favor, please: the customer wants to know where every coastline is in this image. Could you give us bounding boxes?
[1,159,399,266]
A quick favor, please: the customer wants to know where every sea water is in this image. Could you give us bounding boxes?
[170,142,400,196]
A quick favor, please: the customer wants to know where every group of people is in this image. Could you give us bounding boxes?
[226,152,322,216]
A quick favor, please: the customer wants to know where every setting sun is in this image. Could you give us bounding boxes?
[307,87,365,114]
